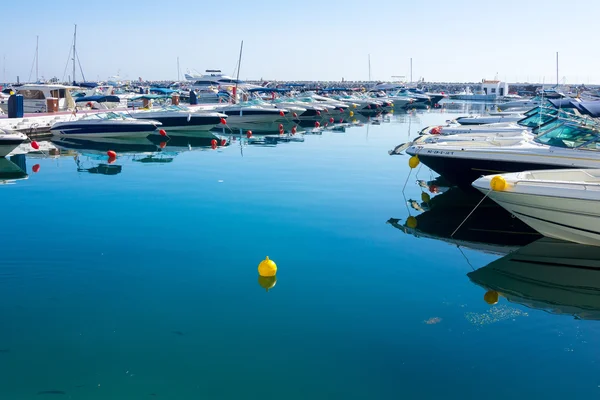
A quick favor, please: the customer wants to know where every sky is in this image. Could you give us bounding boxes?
[3,0,600,84]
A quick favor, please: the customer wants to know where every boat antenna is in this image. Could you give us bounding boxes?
[233,40,244,104]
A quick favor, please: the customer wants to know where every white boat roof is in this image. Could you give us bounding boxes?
[16,84,78,90]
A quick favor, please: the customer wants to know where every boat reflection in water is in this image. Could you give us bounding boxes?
[0,156,28,184]
[469,238,600,320]
[52,136,161,155]
[388,187,540,255]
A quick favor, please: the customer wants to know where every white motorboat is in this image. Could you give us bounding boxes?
[131,106,227,131]
[51,112,161,138]
[211,103,291,124]
[473,169,600,247]
[0,129,29,157]
[0,84,77,113]
[405,121,600,187]
[455,113,525,125]
[468,237,600,320]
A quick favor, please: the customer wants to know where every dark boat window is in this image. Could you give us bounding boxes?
[535,124,600,149]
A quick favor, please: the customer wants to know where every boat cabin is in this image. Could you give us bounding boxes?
[0,84,77,113]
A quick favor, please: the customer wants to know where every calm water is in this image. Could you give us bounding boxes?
[2,104,600,399]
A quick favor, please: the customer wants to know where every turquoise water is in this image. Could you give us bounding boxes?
[2,106,600,399]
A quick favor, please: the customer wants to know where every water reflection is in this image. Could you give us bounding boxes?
[469,238,600,320]
[388,188,540,255]
[0,156,28,184]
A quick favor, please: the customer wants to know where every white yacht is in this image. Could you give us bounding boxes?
[0,84,77,113]
[473,169,600,247]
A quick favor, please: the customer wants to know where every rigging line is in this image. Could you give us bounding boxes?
[450,189,491,238]
[76,50,86,82]
[457,246,477,271]
[28,45,37,82]
[62,46,73,82]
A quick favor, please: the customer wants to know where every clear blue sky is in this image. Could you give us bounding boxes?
[4,0,599,84]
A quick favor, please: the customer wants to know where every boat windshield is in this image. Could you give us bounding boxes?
[518,107,558,127]
[535,124,600,149]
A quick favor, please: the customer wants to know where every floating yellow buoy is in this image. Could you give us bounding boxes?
[408,155,420,169]
[484,290,499,305]
[258,256,277,277]
[421,192,431,203]
[349,111,354,117]
[352,104,357,109]
[406,216,418,229]
[490,175,507,191]
[258,275,277,292]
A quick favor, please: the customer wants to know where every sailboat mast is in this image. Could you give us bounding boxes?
[233,40,244,104]
[556,51,559,86]
[72,24,77,84]
[35,36,39,82]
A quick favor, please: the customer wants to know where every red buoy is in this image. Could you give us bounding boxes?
[246,130,253,138]
[211,139,217,146]
[292,112,298,118]
[339,118,343,123]
[220,118,227,125]
[31,141,40,150]
[316,110,321,116]
[32,164,40,173]
[339,108,344,112]
[278,123,283,130]
[279,128,284,135]
[159,142,167,149]
[315,121,320,128]
[329,117,334,123]
[291,126,297,134]
[279,110,285,117]
[107,157,116,164]
[159,129,167,136]
[221,139,227,146]
[107,150,117,158]
[323,108,328,113]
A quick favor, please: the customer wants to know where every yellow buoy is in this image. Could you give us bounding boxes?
[352,104,357,109]
[484,290,499,305]
[258,256,277,277]
[349,111,354,117]
[421,192,431,203]
[408,155,420,169]
[490,175,507,191]
[406,216,418,229]
[258,275,277,292]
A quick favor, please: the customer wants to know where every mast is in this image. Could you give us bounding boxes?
[35,36,39,82]
[556,51,559,86]
[233,40,244,104]
[72,24,77,84]
[368,54,371,81]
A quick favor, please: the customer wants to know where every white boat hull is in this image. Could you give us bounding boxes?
[473,171,600,246]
